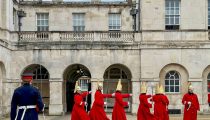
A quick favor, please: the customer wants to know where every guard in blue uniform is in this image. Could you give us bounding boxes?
[10,73,44,120]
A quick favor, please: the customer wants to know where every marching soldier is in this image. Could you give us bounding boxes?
[89,81,113,120]
[153,84,169,120]
[137,82,156,120]
[71,81,91,120]
[182,83,200,120]
[112,79,132,120]
[10,73,44,120]
[208,93,210,107]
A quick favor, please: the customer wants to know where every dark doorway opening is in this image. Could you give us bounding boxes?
[63,64,91,113]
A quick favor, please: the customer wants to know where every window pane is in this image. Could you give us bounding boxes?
[175,86,179,92]
[165,80,169,85]
[175,17,179,24]
[208,73,210,92]
[165,86,169,92]
[170,80,174,85]
[175,80,179,85]
[170,86,174,92]
[208,73,210,79]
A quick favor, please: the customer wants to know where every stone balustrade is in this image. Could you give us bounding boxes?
[19,32,51,42]
[17,30,210,43]
[18,31,135,43]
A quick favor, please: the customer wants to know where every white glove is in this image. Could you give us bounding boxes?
[112,93,115,97]
[88,91,92,94]
[130,94,133,97]
[104,102,107,105]
[150,108,154,114]
[84,102,88,106]
[187,101,191,105]
[127,102,130,105]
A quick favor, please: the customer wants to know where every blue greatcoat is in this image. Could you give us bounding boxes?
[10,83,44,120]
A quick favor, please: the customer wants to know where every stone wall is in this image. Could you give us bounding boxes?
[141,0,207,30]
[20,5,133,32]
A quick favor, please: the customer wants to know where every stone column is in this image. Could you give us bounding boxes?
[131,80,140,114]
[90,78,100,104]
[49,78,63,115]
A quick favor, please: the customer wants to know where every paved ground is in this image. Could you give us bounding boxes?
[4,114,210,120]
[40,114,210,120]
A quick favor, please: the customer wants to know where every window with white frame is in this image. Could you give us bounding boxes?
[73,13,85,31]
[165,71,180,93]
[79,79,89,91]
[208,0,210,29]
[165,0,180,30]
[207,73,210,92]
[109,13,121,31]
[36,13,49,31]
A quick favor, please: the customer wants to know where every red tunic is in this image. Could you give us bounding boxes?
[182,93,200,120]
[153,94,169,120]
[137,94,156,120]
[208,94,210,103]
[112,91,130,120]
[89,90,112,120]
[71,92,90,120]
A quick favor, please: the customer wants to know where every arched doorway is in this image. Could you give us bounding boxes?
[103,64,132,112]
[63,64,91,112]
[21,64,50,113]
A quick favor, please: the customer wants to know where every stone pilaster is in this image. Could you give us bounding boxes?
[90,78,101,104]
[131,80,140,114]
[49,78,63,115]
[2,79,20,116]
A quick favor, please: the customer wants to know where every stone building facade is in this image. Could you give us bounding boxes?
[0,0,210,117]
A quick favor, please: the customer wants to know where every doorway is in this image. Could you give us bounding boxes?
[63,64,91,112]
[21,64,50,114]
[103,64,132,112]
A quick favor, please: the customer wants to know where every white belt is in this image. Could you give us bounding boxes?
[15,105,36,120]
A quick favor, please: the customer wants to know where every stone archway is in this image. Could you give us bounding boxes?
[159,63,189,113]
[0,62,6,117]
[63,64,91,112]
[103,64,132,112]
[202,65,210,111]
[21,64,50,113]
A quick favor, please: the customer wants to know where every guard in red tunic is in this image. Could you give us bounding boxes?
[182,83,200,120]
[208,93,210,107]
[71,81,91,120]
[153,84,169,120]
[89,82,113,120]
[137,82,156,120]
[112,79,132,120]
